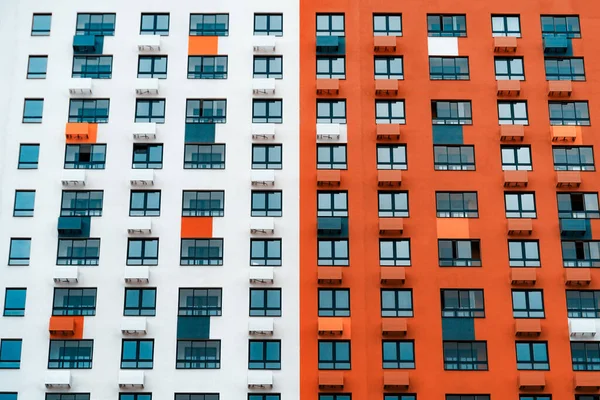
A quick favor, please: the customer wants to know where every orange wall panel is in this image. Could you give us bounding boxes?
[181,217,213,238]
[188,36,218,55]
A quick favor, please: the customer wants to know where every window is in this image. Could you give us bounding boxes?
[443,341,488,370]
[64,144,106,169]
[558,193,600,219]
[46,395,91,400]
[519,397,551,400]
[61,191,103,217]
[18,144,39,169]
[316,14,345,36]
[252,191,282,217]
[0,395,17,400]
[140,13,169,35]
[318,192,347,217]
[441,290,484,317]
[495,57,525,80]
[184,144,225,169]
[189,14,228,36]
[505,193,536,218]
[76,13,116,36]
[8,239,30,266]
[373,14,402,36]
[180,239,224,266]
[571,342,600,370]
[383,340,415,369]
[436,192,478,218]
[176,395,219,400]
[14,191,35,217]
[138,57,167,79]
[127,239,159,266]
[183,191,224,217]
[319,340,350,369]
[317,100,346,123]
[512,290,545,318]
[378,192,408,218]
[562,241,600,267]
[501,146,532,171]
[135,99,165,123]
[553,146,595,171]
[52,288,97,316]
[250,288,281,317]
[253,100,283,123]
[3,289,26,317]
[119,395,151,400]
[124,288,156,316]
[133,144,163,169]
[491,15,521,37]
[434,145,475,171]
[254,56,282,79]
[254,14,283,36]
[176,340,221,369]
[381,289,413,317]
[498,101,528,125]
[375,57,403,79]
[251,239,282,266]
[376,100,406,124]
[319,289,350,317]
[129,191,160,217]
[186,99,227,123]
[57,239,100,266]
[541,15,581,38]
[447,397,489,400]
[178,288,222,316]
[121,339,154,369]
[545,58,585,81]
[516,342,549,370]
[549,101,590,126]
[318,239,349,266]
[72,56,113,79]
[509,241,541,267]
[380,240,411,266]
[377,144,407,170]
[68,99,109,123]
[318,145,347,169]
[438,240,481,267]
[27,56,47,79]
[429,57,469,80]
[48,340,93,369]
[319,396,350,400]
[249,340,282,369]
[317,56,345,79]
[23,99,43,123]
[427,15,467,37]
[0,340,22,369]
[32,14,51,35]
[431,101,472,125]
[567,290,600,318]
[252,144,282,169]
[384,396,415,400]
[188,56,228,79]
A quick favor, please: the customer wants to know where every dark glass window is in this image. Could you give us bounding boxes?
[18,144,39,169]
[443,341,488,370]
[447,396,489,400]
[429,57,469,80]
[384,396,416,400]
[250,239,282,266]
[176,395,219,400]
[189,14,229,36]
[188,56,228,79]
[318,191,347,217]
[3,289,26,317]
[431,101,472,125]
[545,58,585,81]
[318,289,350,317]
[317,100,346,123]
[567,290,600,318]
[509,241,541,267]
[492,15,521,37]
[32,14,51,36]
[378,191,408,218]
[558,193,600,219]
[250,288,281,317]
[380,240,411,266]
[252,144,282,169]
[8,238,31,266]
[129,191,160,217]
[516,342,549,370]
[183,191,224,217]
[137,56,167,79]
[377,144,407,170]
[186,99,227,123]
[254,56,282,79]
[127,239,159,266]
[249,395,280,400]
[27,56,47,79]
[316,14,345,36]
[541,15,581,38]
[14,190,35,217]
[68,99,109,123]
[132,143,163,169]
[121,339,154,369]
[495,57,525,80]
[376,100,406,124]
[317,56,345,79]
[72,56,113,79]
[140,13,169,35]
[553,146,594,171]
[48,340,93,369]
[318,340,350,369]
[427,15,467,37]
[549,101,590,126]
[318,239,349,266]
[60,191,103,217]
[180,239,224,266]
[0,340,22,369]
[436,192,478,218]
[498,101,528,125]
[184,144,225,169]
[178,288,222,316]
[441,289,484,317]
[381,289,413,317]
[253,100,283,123]
[519,396,551,400]
[512,290,545,318]
[501,146,532,171]
[254,14,283,36]
[571,342,600,370]
[373,14,402,36]
[562,241,600,267]
[375,57,403,79]
[46,394,91,400]
[382,340,415,369]
[252,191,282,217]
[64,144,106,169]
[176,340,221,369]
[124,288,156,316]
[57,239,100,266]
[438,240,481,266]
[23,99,43,123]
[75,13,116,36]
[318,145,347,169]
[249,340,281,369]
[319,395,350,400]
[119,395,151,400]
[505,193,536,218]
[52,288,97,316]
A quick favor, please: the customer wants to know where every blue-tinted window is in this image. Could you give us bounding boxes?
[48,340,93,369]
[124,288,156,316]
[57,239,100,266]
[186,99,227,123]
[184,144,226,170]
[141,13,169,35]
[318,340,350,369]
[138,56,168,79]
[127,239,159,266]
[188,56,228,79]
[132,144,163,169]
[189,14,229,36]
[64,144,106,169]
[0,340,22,368]
[249,340,281,369]
[119,395,151,400]
[541,15,581,38]
[68,99,109,123]
[121,339,154,369]
[427,14,466,37]
[52,288,97,316]
[250,288,282,317]
[135,99,165,123]
[75,13,116,36]
[252,100,283,123]
[8,239,31,266]
[14,191,35,217]
[27,56,47,79]
[254,14,283,36]
[3,289,26,317]
[176,340,221,369]
[72,56,113,79]
[23,99,43,123]
[46,395,91,400]
[382,340,415,369]
[18,144,39,169]
[60,191,103,217]
[32,14,51,36]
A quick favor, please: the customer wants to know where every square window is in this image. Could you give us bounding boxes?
[516,341,549,370]
[318,340,350,369]
[18,144,39,169]
[140,13,169,35]
[381,289,413,317]
[505,192,536,218]
[13,190,35,217]
[252,144,282,169]
[252,191,282,217]
[121,339,154,369]
[374,57,403,80]
[572,342,600,370]
[135,99,165,123]
[501,146,532,171]
[250,288,282,317]
[317,56,345,79]
[132,144,163,169]
[498,101,529,125]
[52,288,97,316]
[27,56,48,79]
[509,240,541,267]
[0,339,22,369]
[23,99,43,123]
[512,290,545,318]
[316,14,345,36]
[318,191,348,217]
[317,100,346,123]
[3,289,26,317]
[249,340,281,369]
[376,100,406,124]
[378,191,408,217]
[318,239,349,266]
[491,15,521,37]
[382,340,415,369]
[495,57,525,80]
[178,288,222,316]
[254,56,283,79]
[373,14,402,36]
[32,14,52,36]
[377,144,407,170]
[137,57,168,79]
[250,239,282,266]
[127,239,159,266]
[124,288,156,316]
[8,239,31,266]
[253,100,283,123]
[130,191,160,217]
[380,239,411,266]
[254,14,283,36]
[317,144,347,169]
[319,289,350,317]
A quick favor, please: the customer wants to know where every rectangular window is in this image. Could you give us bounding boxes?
[562,241,600,267]
[184,144,225,169]
[571,342,600,370]
[495,57,525,80]
[57,239,100,266]
[373,14,402,36]
[23,99,43,123]
[519,397,551,400]
[186,99,226,123]
[447,397,489,400]
[52,288,96,316]
[319,395,350,400]
[319,340,350,369]
[509,241,541,267]
[385,396,416,400]
[68,99,109,123]
[135,99,165,123]
[48,340,93,369]
[434,145,475,171]
[252,144,282,169]
[253,100,283,123]
[14,190,35,217]
[178,288,222,316]
[374,57,403,79]
[250,239,282,266]
[319,289,350,317]
[512,290,545,318]
[436,192,478,218]
[189,14,228,36]
[180,239,223,266]
[254,14,283,36]
[318,239,349,266]
[140,13,169,35]
[127,239,159,266]
[3,289,26,317]
[61,191,103,217]
[8,239,30,266]
[318,191,348,217]
[378,191,408,218]
[567,290,600,318]
[18,144,39,169]
[541,15,581,38]
[316,14,345,36]
[32,13,51,36]
[498,101,528,125]
[501,146,532,171]
[427,15,467,37]
[27,56,47,79]
[254,56,282,79]
[558,193,600,219]
[429,57,469,80]
[545,58,585,81]
[553,146,595,171]
[124,288,156,316]
[250,288,281,317]
[121,339,154,369]
[441,289,485,317]
[0,340,22,369]
[376,100,406,124]
[75,13,116,36]
[382,340,415,369]
[72,56,113,79]
[249,340,281,369]
[129,191,160,217]
[132,143,163,169]
[505,193,536,218]
[176,340,221,369]
[65,144,106,170]
[188,56,228,79]
[317,56,345,79]
[492,15,521,37]
[380,239,411,266]
[317,100,346,123]
[183,191,224,217]
[516,342,549,370]
[137,57,167,79]
[431,101,472,125]
[46,395,91,400]
[381,289,413,317]
[252,191,282,217]
[549,101,590,126]
[119,395,151,400]
[176,395,219,400]
[377,144,407,170]
[443,341,488,370]
[438,240,481,267]
[318,144,347,169]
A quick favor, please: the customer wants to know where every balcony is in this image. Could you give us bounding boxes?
[382,318,408,337]
[556,171,581,188]
[249,267,274,284]
[133,123,157,140]
[318,318,344,336]
[374,36,397,52]
[574,373,600,390]
[318,267,343,284]
[500,125,525,142]
[53,267,79,284]
[504,170,528,187]
[548,80,572,97]
[127,218,152,234]
[518,371,545,390]
[317,79,340,95]
[511,268,536,285]
[560,219,588,238]
[124,266,150,284]
[507,219,532,235]
[61,170,86,186]
[49,317,76,336]
[252,123,276,140]
[383,371,409,390]
[316,123,341,141]
[135,78,159,95]
[376,124,401,140]
[375,79,399,95]
[248,371,273,389]
[316,36,340,54]
[45,371,71,389]
[515,319,541,337]
[250,217,275,234]
[249,318,275,336]
[378,170,402,187]
[118,371,145,389]
[130,170,155,186]
[565,268,592,286]
[551,126,577,142]
[497,80,520,96]
[72,34,98,53]
[494,36,517,53]
[252,78,276,95]
[543,36,569,54]
[121,317,148,334]
[317,170,341,186]
[569,319,597,338]
[137,35,161,51]
[319,371,344,389]
[379,218,404,235]
[253,36,276,52]
[69,78,93,95]
[251,170,276,186]
[380,267,405,285]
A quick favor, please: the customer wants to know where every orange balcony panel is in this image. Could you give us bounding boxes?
[508,219,533,235]
[500,125,525,142]
[65,122,90,140]
[319,371,344,389]
[317,170,341,187]
[379,218,403,235]
[551,126,578,142]
[494,36,517,52]
[574,372,600,390]
[518,371,546,390]
[48,317,75,336]
[318,318,344,336]
[375,79,399,95]
[376,124,401,140]
[382,318,408,337]
[383,371,409,390]
[378,170,402,187]
[511,268,537,285]
[504,170,528,187]
[566,268,592,286]
[557,171,582,188]
[318,267,343,284]
[497,80,521,96]
[316,79,340,95]
[381,267,405,285]
[548,80,572,97]
[374,36,397,52]
[515,319,542,337]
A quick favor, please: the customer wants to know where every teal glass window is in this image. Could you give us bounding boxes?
[14,191,35,217]
[23,99,43,123]
[18,144,39,169]
[8,239,31,266]
[27,56,47,79]
[75,13,116,36]
[32,14,52,35]
[124,288,156,316]
[3,289,26,317]
[0,340,22,369]
[249,340,281,369]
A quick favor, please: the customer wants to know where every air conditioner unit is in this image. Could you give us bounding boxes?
[251,124,276,140]
[252,36,276,52]
[118,371,145,388]
[316,123,341,141]
[250,218,275,234]
[251,170,275,186]
[45,371,72,388]
[252,78,276,95]
[248,371,273,389]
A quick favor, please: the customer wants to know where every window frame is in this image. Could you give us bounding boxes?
[0,339,22,369]
[541,15,581,38]
[553,146,595,171]
[189,14,229,36]
[254,14,283,36]
[494,57,525,81]
[129,190,161,217]
[184,144,225,169]
[374,56,404,80]
[373,14,402,36]
[435,192,478,218]
[137,56,168,79]
[382,340,415,369]
[443,341,488,371]
[381,289,413,317]
[252,99,283,124]
[250,288,282,317]
[178,288,222,317]
[549,101,590,126]
[251,191,282,217]
[317,56,346,79]
[180,239,224,266]
[429,57,469,80]
[316,14,345,37]
[8,238,31,266]
[501,145,532,171]
[318,340,350,370]
[188,56,228,79]
[318,288,350,317]
[567,290,600,318]
[377,144,407,170]
[562,241,600,267]
[124,288,156,317]
[318,239,349,266]
[126,238,159,266]
[545,57,585,81]
[498,101,529,125]
[431,100,472,125]
[18,144,40,169]
[60,190,104,217]
[248,340,281,370]
[441,289,485,318]
[14,190,35,217]
[427,14,467,37]
[3,288,26,317]
[48,339,93,369]
[509,240,541,267]
[378,191,409,218]
[75,13,116,36]
[31,13,51,36]
[252,144,282,169]
[52,288,97,316]
[376,100,406,124]
[504,192,537,218]
[557,193,600,219]
[72,55,113,79]
[23,98,44,123]
[186,99,227,123]
[571,342,600,371]
[120,339,154,369]
[516,341,550,370]
[317,144,347,169]
[64,144,106,170]
[317,191,348,217]
[68,99,109,123]
[438,239,481,267]
[250,239,282,266]
[512,290,545,318]
[132,143,163,169]
[176,340,221,369]
[182,191,224,217]
[253,56,283,79]
[380,239,411,266]
[140,13,169,36]
[56,238,100,266]
[317,100,347,124]
[27,55,48,79]
[433,145,475,171]
[491,15,522,37]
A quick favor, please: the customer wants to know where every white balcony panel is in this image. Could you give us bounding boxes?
[124,266,150,283]
[130,170,154,186]
[53,267,79,284]
[69,78,93,95]
[252,78,276,95]
[570,319,598,338]
[118,371,145,388]
[121,317,148,334]
[249,318,274,335]
[251,170,275,186]
[45,371,71,388]
[127,218,153,234]
[135,78,159,95]
[61,170,86,186]
[137,35,161,51]
[250,218,275,234]
[133,123,157,140]
[316,123,341,141]
[252,36,276,52]
[248,371,273,389]
[251,123,276,140]
[249,267,274,284]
